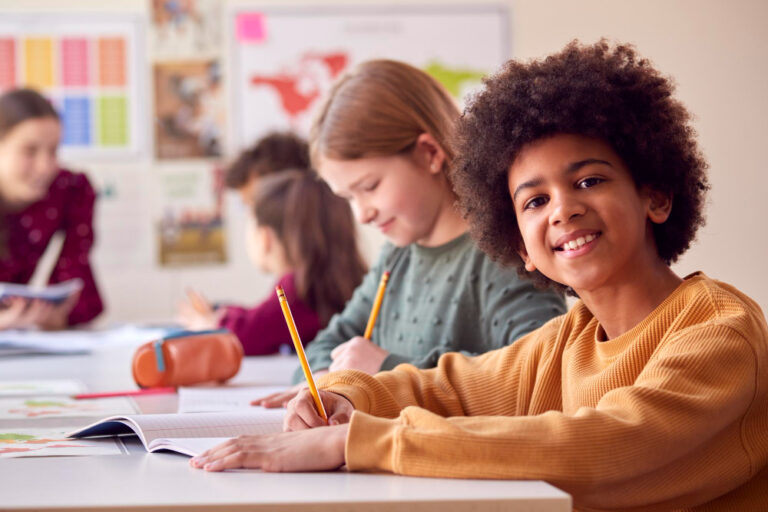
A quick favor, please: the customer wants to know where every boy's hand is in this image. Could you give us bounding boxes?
[189,423,348,472]
[329,336,389,374]
[284,388,354,431]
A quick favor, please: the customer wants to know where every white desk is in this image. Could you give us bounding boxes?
[0,343,571,511]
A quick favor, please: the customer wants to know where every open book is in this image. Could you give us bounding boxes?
[67,409,285,457]
[0,278,83,303]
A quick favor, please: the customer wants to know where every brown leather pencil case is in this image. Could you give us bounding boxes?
[132,329,243,388]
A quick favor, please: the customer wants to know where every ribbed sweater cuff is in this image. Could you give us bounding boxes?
[346,411,399,473]
[318,370,377,413]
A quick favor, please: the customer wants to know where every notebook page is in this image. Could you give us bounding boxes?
[148,437,232,457]
[177,386,287,413]
[127,410,286,445]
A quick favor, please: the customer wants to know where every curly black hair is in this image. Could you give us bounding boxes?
[451,39,710,291]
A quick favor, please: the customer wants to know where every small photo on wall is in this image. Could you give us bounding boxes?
[151,0,221,59]
[156,165,227,266]
[153,59,224,159]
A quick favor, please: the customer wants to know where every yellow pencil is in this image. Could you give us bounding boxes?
[276,285,328,422]
[364,271,390,340]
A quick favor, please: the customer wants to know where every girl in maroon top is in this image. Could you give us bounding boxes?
[0,88,103,329]
[179,170,366,355]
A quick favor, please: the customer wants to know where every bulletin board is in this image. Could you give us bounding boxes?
[229,5,509,151]
[0,14,146,159]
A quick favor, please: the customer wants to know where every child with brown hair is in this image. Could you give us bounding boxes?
[255,59,565,405]
[222,131,310,206]
[192,42,767,511]
[178,132,341,352]
[182,169,366,355]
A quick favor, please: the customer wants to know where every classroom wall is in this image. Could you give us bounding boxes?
[509,0,768,314]
[2,0,767,323]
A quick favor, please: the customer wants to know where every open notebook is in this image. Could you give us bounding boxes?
[67,409,285,457]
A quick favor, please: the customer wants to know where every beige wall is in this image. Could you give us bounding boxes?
[507,0,768,312]
[1,0,767,321]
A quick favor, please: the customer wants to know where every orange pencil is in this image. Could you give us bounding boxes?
[276,285,328,422]
[363,271,390,339]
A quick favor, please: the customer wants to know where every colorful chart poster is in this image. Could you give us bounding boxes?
[0,428,126,458]
[0,14,145,159]
[154,60,224,159]
[155,165,227,266]
[229,5,508,149]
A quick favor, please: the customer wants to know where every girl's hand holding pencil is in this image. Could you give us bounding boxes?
[251,271,391,409]
[328,271,391,373]
[329,336,389,373]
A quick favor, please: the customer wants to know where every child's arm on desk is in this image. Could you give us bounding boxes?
[191,389,353,471]
[190,423,349,472]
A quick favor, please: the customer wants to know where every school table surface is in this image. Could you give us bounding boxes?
[0,341,572,511]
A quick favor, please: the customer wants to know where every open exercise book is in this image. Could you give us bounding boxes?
[67,409,285,457]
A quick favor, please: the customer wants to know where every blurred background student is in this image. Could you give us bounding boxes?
[178,131,311,320]
[178,131,361,352]
[223,131,310,207]
[0,88,103,330]
[178,169,367,355]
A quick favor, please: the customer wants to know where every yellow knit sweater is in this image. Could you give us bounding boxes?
[320,273,768,511]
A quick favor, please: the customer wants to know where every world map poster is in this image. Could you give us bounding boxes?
[229,5,508,150]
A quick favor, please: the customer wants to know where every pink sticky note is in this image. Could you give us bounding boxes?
[237,13,267,43]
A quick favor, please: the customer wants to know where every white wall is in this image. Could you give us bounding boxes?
[2,0,767,322]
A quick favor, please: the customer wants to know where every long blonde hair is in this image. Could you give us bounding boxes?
[310,60,460,166]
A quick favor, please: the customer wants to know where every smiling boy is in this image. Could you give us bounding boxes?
[190,41,768,511]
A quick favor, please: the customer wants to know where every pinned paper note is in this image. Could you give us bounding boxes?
[236,13,267,43]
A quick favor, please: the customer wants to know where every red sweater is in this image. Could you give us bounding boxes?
[219,273,321,355]
[1,169,103,326]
